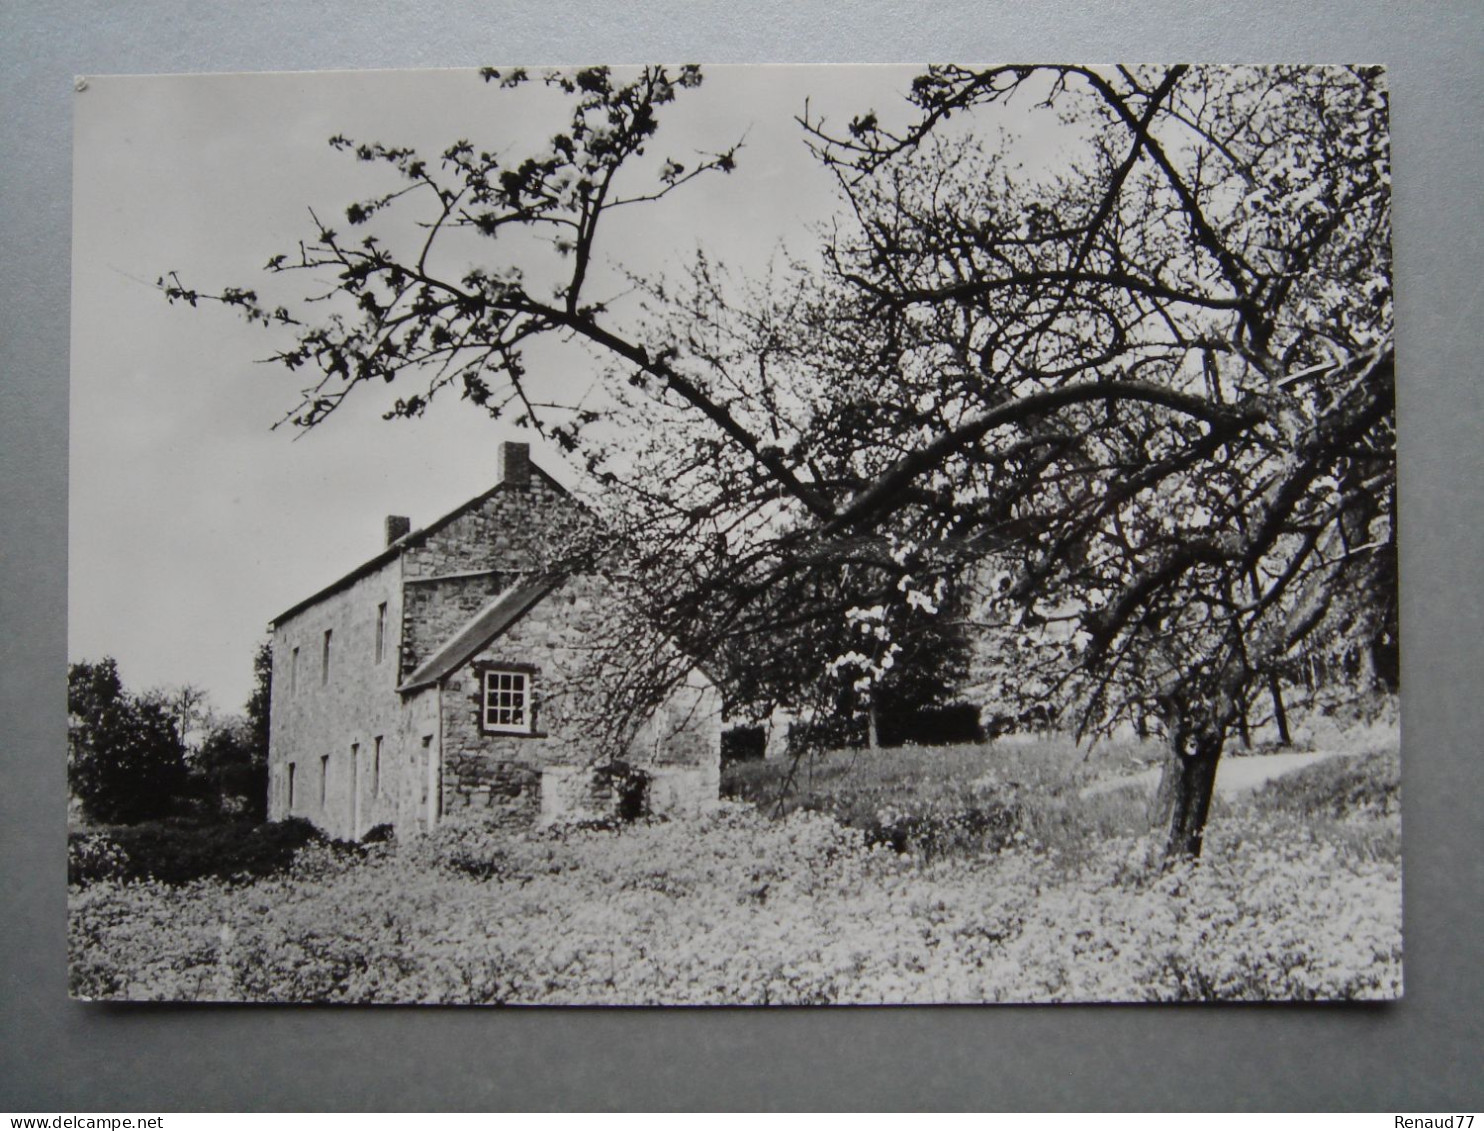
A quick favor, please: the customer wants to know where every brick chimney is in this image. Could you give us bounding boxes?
[499,441,531,487]
[384,515,411,546]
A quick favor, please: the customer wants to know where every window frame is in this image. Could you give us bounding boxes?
[476,664,537,736]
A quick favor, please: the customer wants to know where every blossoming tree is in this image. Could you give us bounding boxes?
[165,64,1393,859]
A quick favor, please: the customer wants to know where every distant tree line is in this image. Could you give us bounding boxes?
[67,643,271,825]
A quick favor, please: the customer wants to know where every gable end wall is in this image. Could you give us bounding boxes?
[437,575,722,824]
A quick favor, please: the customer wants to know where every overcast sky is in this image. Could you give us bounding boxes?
[69,64,1071,711]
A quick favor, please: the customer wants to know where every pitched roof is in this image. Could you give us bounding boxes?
[269,462,569,627]
[397,576,563,693]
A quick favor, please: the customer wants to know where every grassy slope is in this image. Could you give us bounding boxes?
[724,736,1163,865]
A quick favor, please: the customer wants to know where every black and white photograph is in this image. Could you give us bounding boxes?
[67,63,1400,1005]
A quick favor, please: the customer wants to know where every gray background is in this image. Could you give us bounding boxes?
[2,0,1479,1112]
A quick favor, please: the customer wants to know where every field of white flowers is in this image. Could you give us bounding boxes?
[68,739,1401,1004]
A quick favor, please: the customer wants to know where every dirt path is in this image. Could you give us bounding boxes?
[1080,748,1350,800]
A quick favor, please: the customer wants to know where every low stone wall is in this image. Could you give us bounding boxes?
[539,765,597,823]
[647,765,719,818]
[538,762,718,824]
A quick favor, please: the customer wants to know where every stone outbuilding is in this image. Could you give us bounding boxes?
[266,442,722,839]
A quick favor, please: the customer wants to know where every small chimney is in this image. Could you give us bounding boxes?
[385,515,411,546]
[500,441,531,487]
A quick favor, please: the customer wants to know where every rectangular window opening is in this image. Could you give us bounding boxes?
[319,754,329,807]
[372,736,382,798]
[290,646,299,695]
[481,669,533,735]
[287,762,296,810]
[375,602,387,664]
[321,630,332,685]
[350,743,360,837]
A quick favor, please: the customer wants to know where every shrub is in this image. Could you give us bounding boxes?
[984,704,1055,739]
[721,724,766,766]
[286,836,380,883]
[723,738,1153,863]
[864,801,1021,860]
[878,702,984,747]
[411,818,527,882]
[196,718,268,822]
[68,833,131,886]
[592,760,651,821]
[68,817,324,887]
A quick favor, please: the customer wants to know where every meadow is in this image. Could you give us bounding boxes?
[68,732,1402,1004]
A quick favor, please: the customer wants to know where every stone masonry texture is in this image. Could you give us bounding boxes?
[267,444,721,839]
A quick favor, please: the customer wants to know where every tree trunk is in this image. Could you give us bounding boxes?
[1151,732,1223,861]
[866,699,880,751]
[1268,675,1291,746]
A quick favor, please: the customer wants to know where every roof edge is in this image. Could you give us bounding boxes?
[396,575,563,693]
[269,465,572,628]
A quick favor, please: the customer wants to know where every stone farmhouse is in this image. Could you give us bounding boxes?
[266,442,722,840]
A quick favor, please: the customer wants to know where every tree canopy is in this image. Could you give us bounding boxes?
[68,658,189,825]
[797,65,1394,852]
[194,640,272,820]
[165,64,1393,858]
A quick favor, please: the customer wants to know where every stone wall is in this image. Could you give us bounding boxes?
[401,571,518,676]
[438,575,723,824]
[623,667,724,817]
[397,687,442,835]
[631,668,725,769]
[268,442,719,838]
[400,474,587,583]
[440,756,542,828]
[268,559,409,840]
[438,573,610,774]
[397,469,590,679]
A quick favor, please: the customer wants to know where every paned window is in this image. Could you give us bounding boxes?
[481,669,532,735]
